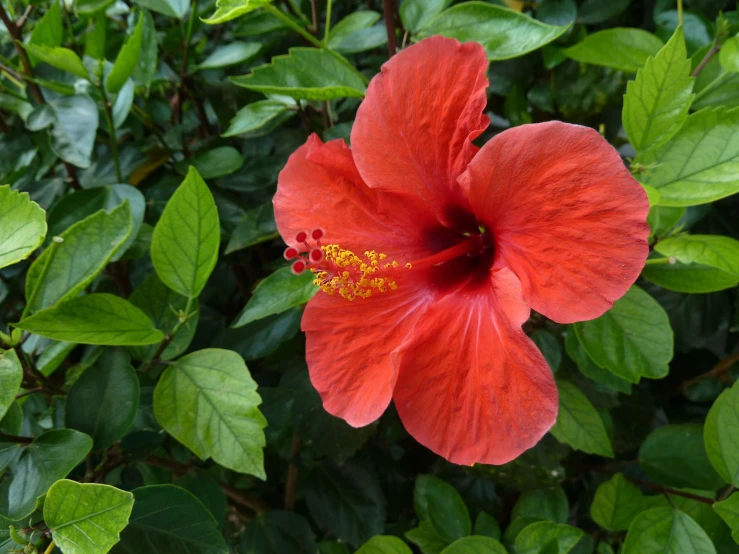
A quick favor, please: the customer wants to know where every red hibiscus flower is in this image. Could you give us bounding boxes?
[273,36,649,465]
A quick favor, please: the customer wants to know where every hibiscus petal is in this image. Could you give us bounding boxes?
[460,121,650,323]
[351,36,489,227]
[303,282,431,427]
[393,268,558,466]
[273,134,446,260]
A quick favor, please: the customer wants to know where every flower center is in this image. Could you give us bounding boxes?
[284,229,487,301]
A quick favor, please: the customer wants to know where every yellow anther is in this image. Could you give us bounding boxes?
[311,244,407,301]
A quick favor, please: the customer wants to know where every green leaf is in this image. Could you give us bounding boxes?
[564,28,664,72]
[46,184,145,263]
[16,293,164,345]
[440,537,507,554]
[327,11,386,54]
[77,0,116,15]
[85,12,107,59]
[417,2,569,61]
[174,474,226,530]
[573,286,673,383]
[577,0,629,24]
[231,48,366,101]
[0,429,92,520]
[225,203,279,253]
[415,475,471,544]
[133,0,188,18]
[199,41,261,69]
[473,512,501,541]
[48,95,100,168]
[285,368,375,464]
[132,11,157,87]
[637,107,739,206]
[23,44,89,78]
[110,485,227,554]
[590,473,647,531]
[641,262,739,293]
[531,329,562,372]
[153,349,267,478]
[29,1,63,49]
[622,508,716,554]
[655,235,739,276]
[128,272,199,362]
[550,380,613,457]
[176,146,244,179]
[45,480,134,554]
[405,521,448,554]
[720,36,739,73]
[222,100,293,138]
[512,487,569,524]
[515,521,592,554]
[644,235,739,292]
[713,493,739,544]
[202,0,272,25]
[639,423,726,489]
[240,511,318,554]
[106,13,144,94]
[0,185,47,270]
[151,166,220,298]
[399,0,451,32]
[25,201,132,315]
[232,266,316,327]
[704,381,739,486]
[356,536,412,554]
[623,27,694,153]
[304,460,386,546]
[65,349,140,451]
[0,350,22,423]
[564,330,632,394]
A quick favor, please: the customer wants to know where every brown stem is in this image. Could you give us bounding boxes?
[15,346,67,395]
[680,352,739,393]
[16,5,34,30]
[15,386,44,399]
[578,463,717,505]
[284,434,301,511]
[382,0,398,57]
[145,456,268,513]
[106,261,132,297]
[692,44,720,77]
[308,0,317,33]
[0,2,82,190]
[0,433,33,444]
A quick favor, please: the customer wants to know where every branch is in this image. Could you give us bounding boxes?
[283,434,300,511]
[0,433,33,444]
[692,44,720,77]
[680,352,739,393]
[382,0,398,56]
[145,456,269,513]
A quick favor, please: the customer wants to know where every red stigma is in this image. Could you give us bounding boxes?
[310,248,324,262]
[292,260,306,274]
[295,231,309,243]
[284,247,299,260]
[311,228,324,241]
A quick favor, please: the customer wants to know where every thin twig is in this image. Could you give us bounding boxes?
[284,434,301,511]
[15,386,44,399]
[579,463,717,505]
[145,456,269,513]
[382,0,398,57]
[692,44,720,77]
[16,5,34,30]
[0,433,33,444]
[680,352,739,393]
[308,0,318,33]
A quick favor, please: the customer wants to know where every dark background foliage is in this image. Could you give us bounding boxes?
[1,0,739,552]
